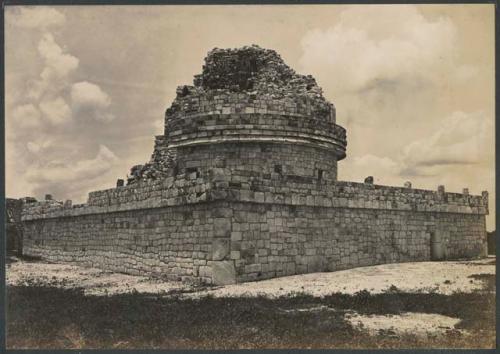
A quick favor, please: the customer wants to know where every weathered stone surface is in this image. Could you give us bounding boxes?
[211,260,236,285]
[211,239,230,261]
[214,218,231,237]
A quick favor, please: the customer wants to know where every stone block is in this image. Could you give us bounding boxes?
[214,218,231,237]
[211,260,236,285]
[255,192,265,203]
[284,262,296,275]
[211,239,229,260]
[212,207,233,218]
[199,265,212,278]
[210,168,229,183]
[245,263,261,273]
[307,255,326,272]
[231,231,242,241]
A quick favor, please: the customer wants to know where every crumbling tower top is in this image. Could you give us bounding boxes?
[195,46,323,98]
[164,45,345,148]
[130,45,347,185]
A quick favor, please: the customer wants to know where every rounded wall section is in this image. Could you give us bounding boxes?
[165,92,347,165]
[127,46,348,186]
[167,114,345,159]
[175,142,338,184]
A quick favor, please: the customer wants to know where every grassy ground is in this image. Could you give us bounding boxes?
[6,262,495,349]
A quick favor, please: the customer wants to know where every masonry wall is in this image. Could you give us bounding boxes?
[22,200,238,284]
[176,143,338,184]
[229,202,487,283]
[21,174,488,285]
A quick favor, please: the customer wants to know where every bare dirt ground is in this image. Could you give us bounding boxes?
[6,256,495,349]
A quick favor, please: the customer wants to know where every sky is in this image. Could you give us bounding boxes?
[5,4,495,230]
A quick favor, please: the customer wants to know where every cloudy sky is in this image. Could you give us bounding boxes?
[5,5,495,230]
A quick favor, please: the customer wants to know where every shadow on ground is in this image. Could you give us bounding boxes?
[6,273,495,349]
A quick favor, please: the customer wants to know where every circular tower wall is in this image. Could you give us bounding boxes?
[129,45,346,185]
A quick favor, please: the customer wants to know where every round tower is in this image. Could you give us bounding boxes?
[130,45,346,185]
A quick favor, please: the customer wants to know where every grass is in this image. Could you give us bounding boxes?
[6,273,495,349]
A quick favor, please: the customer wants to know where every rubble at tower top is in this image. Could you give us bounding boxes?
[166,45,335,124]
[194,45,324,98]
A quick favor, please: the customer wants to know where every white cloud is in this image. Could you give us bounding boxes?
[10,103,42,130]
[354,154,399,173]
[8,6,66,30]
[38,33,79,77]
[301,5,493,218]
[26,145,120,200]
[6,11,120,203]
[28,33,79,100]
[71,81,114,122]
[47,144,118,183]
[39,97,71,125]
[71,81,111,109]
[27,141,46,154]
[339,154,403,186]
[297,5,483,184]
[26,142,40,154]
[299,6,461,95]
[340,109,494,192]
[402,111,493,170]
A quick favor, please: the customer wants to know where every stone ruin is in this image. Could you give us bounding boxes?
[127,45,343,185]
[21,45,488,285]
